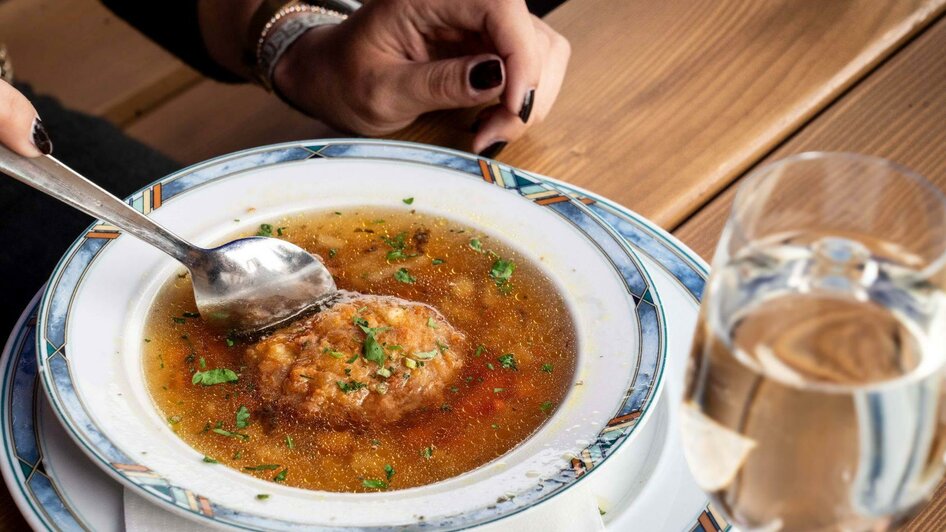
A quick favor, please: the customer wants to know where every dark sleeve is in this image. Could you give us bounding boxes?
[100,1,245,83]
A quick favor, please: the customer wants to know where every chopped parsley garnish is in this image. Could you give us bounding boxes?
[493,387,505,393]
[420,446,434,460]
[199,356,206,369]
[172,317,186,324]
[440,403,452,412]
[386,344,403,351]
[276,226,286,236]
[385,464,395,480]
[413,349,438,360]
[394,268,416,284]
[144,338,151,343]
[432,258,444,265]
[323,347,345,359]
[328,248,338,258]
[192,368,239,386]
[243,464,280,471]
[235,405,250,429]
[336,380,367,393]
[402,197,414,205]
[383,232,417,262]
[540,401,554,413]
[158,354,165,369]
[233,450,243,459]
[256,494,270,500]
[469,238,484,252]
[256,224,274,237]
[213,428,249,441]
[167,415,181,425]
[541,363,554,373]
[346,353,359,364]
[449,386,459,393]
[474,345,486,357]
[489,259,515,292]
[358,323,389,367]
[497,353,518,370]
[273,469,288,482]
[202,456,218,463]
[226,337,235,347]
[491,424,499,429]
[362,478,387,489]
[426,317,438,329]
[486,363,495,371]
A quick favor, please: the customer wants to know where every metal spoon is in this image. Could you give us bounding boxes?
[0,146,337,335]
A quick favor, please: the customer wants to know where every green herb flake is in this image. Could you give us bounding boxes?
[413,349,438,360]
[323,347,345,359]
[235,405,250,429]
[498,353,518,370]
[213,428,249,441]
[420,446,434,460]
[144,338,151,343]
[199,356,207,369]
[449,386,459,393]
[233,450,243,459]
[244,464,281,471]
[394,268,416,284]
[336,380,367,393]
[540,401,554,413]
[192,368,239,386]
[202,456,218,463]
[489,258,516,292]
[402,197,414,205]
[376,367,392,378]
[256,494,270,500]
[474,345,486,357]
[486,363,495,371]
[167,415,181,425]
[431,258,444,265]
[541,363,554,373]
[273,468,288,482]
[172,317,186,324]
[276,226,287,236]
[362,478,387,490]
[491,424,499,430]
[359,324,389,367]
[345,353,359,364]
[385,464,395,480]
[426,317,438,329]
[493,387,505,393]
[328,248,338,258]
[256,224,274,237]
[469,238,483,252]
[226,337,235,347]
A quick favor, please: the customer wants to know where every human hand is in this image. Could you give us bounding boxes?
[0,81,52,157]
[273,0,570,156]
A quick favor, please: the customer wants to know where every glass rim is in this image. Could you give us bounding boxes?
[729,151,946,277]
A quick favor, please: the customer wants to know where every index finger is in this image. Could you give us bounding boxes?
[424,0,540,120]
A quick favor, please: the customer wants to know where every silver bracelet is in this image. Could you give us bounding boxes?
[254,4,347,91]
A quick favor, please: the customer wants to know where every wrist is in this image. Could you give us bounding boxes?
[272,24,338,116]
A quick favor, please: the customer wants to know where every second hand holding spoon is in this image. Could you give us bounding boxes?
[0,145,337,335]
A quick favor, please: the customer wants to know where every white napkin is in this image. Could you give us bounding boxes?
[124,484,605,531]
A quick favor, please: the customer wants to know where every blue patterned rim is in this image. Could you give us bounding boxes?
[26,140,712,530]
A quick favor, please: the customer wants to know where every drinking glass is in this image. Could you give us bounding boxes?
[681,152,946,531]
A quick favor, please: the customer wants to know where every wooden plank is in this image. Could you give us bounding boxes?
[674,15,946,260]
[389,0,946,228]
[0,0,200,124]
[671,18,946,530]
[124,81,337,164]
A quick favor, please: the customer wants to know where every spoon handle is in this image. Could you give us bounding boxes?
[0,145,201,265]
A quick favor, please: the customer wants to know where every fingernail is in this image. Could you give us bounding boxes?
[479,141,507,159]
[470,119,481,133]
[31,116,53,154]
[518,89,535,123]
[469,59,503,91]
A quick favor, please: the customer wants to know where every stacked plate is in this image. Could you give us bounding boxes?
[0,140,728,531]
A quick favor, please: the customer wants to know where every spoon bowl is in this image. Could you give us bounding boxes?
[0,146,337,334]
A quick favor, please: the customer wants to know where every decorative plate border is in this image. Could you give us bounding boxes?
[30,140,694,530]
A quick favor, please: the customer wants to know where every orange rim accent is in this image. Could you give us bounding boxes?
[536,196,569,205]
[86,232,120,239]
[478,159,493,183]
[153,183,163,209]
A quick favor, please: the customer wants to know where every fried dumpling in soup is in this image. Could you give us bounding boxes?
[244,292,466,427]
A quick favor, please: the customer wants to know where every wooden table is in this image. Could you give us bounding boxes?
[2,0,946,529]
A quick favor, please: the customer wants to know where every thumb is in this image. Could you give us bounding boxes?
[0,81,50,157]
[396,53,505,113]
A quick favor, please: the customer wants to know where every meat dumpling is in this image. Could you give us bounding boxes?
[244,293,466,427]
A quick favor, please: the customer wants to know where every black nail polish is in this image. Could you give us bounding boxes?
[469,59,503,91]
[518,89,535,123]
[31,117,53,154]
[479,141,507,159]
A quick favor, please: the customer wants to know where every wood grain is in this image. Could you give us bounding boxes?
[0,0,199,124]
[671,17,946,530]
[391,0,946,228]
